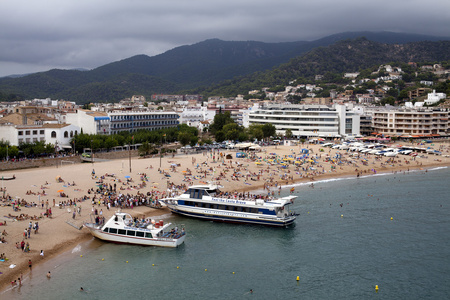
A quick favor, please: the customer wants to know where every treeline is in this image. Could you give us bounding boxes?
[196,39,450,98]
[0,125,199,160]
[209,111,276,142]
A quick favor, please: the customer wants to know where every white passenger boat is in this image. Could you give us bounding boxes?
[160,183,297,227]
[84,211,186,247]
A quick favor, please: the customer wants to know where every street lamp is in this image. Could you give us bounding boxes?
[91,139,94,165]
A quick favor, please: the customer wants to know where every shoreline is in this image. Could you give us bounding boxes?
[1,143,449,291]
[234,161,450,193]
[0,206,170,292]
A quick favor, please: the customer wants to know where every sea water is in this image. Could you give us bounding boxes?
[3,167,450,299]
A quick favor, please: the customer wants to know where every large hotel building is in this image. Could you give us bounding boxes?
[248,104,360,138]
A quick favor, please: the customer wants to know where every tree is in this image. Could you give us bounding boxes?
[138,142,155,156]
[262,123,276,139]
[178,131,192,146]
[222,123,241,141]
[248,124,264,141]
[210,111,234,135]
[214,131,226,142]
[285,128,293,139]
[190,135,199,147]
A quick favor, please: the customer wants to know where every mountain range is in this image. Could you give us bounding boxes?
[0,31,449,104]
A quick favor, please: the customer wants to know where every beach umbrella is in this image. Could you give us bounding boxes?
[124,175,131,179]
[57,189,64,193]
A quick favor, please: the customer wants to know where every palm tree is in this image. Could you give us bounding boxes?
[138,142,155,156]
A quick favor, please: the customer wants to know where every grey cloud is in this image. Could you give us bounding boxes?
[0,0,449,77]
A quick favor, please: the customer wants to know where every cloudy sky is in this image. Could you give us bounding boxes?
[1,0,449,77]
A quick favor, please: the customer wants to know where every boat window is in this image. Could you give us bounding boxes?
[212,204,218,209]
[204,203,210,208]
[145,233,153,238]
[244,207,251,213]
[136,231,145,237]
[251,208,259,213]
[218,205,226,210]
[118,229,126,235]
[205,189,216,195]
[103,227,109,232]
[126,230,136,236]
[109,228,118,234]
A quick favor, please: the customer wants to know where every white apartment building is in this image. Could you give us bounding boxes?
[178,106,215,128]
[0,123,80,148]
[108,110,179,135]
[67,109,180,135]
[425,90,447,105]
[248,104,360,138]
[66,109,110,135]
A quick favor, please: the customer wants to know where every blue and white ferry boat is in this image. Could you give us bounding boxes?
[160,183,297,227]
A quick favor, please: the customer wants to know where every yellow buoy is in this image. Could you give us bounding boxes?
[102,258,104,261]
[80,255,83,257]
[152,264,155,266]
[232,272,235,274]
[391,217,393,220]
[205,269,207,271]
[296,276,300,281]
[126,261,128,263]
[341,214,343,218]
[375,285,379,292]
[177,266,179,269]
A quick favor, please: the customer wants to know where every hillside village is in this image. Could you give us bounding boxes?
[0,62,449,159]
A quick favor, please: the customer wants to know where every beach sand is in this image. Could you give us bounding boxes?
[1,142,449,289]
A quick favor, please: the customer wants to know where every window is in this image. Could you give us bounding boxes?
[40,130,44,134]
[126,230,136,236]
[18,131,23,136]
[109,228,118,234]
[25,130,30,135]
[103,227,109,232]
[51,131,57,138]
[118,229,126,235]
[136,231,145,237]
[64,131,68,138]
[145,232,153,238]
[33,130,38,135]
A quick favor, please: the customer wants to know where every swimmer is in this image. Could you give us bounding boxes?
[47,271,51,278]
[80,287,84,292]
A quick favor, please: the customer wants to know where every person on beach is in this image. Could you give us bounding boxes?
[28,259,32,271]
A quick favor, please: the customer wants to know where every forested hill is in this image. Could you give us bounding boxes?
[198,38,450,97]
[0,31,449,104]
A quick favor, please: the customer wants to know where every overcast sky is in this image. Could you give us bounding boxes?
[1,0,449,77]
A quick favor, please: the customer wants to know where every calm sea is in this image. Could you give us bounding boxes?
[3,167,450,300]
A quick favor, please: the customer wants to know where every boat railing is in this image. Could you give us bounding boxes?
[160,228,186,239]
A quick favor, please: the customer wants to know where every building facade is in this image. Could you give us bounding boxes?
[248,104,360,138]
[108,110,179,135]
[371,109,449,137]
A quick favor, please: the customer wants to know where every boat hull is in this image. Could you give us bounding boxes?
[84,225,185,247]
[167,206,295,227]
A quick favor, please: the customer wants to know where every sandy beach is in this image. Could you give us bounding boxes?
[1,141,449,290]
